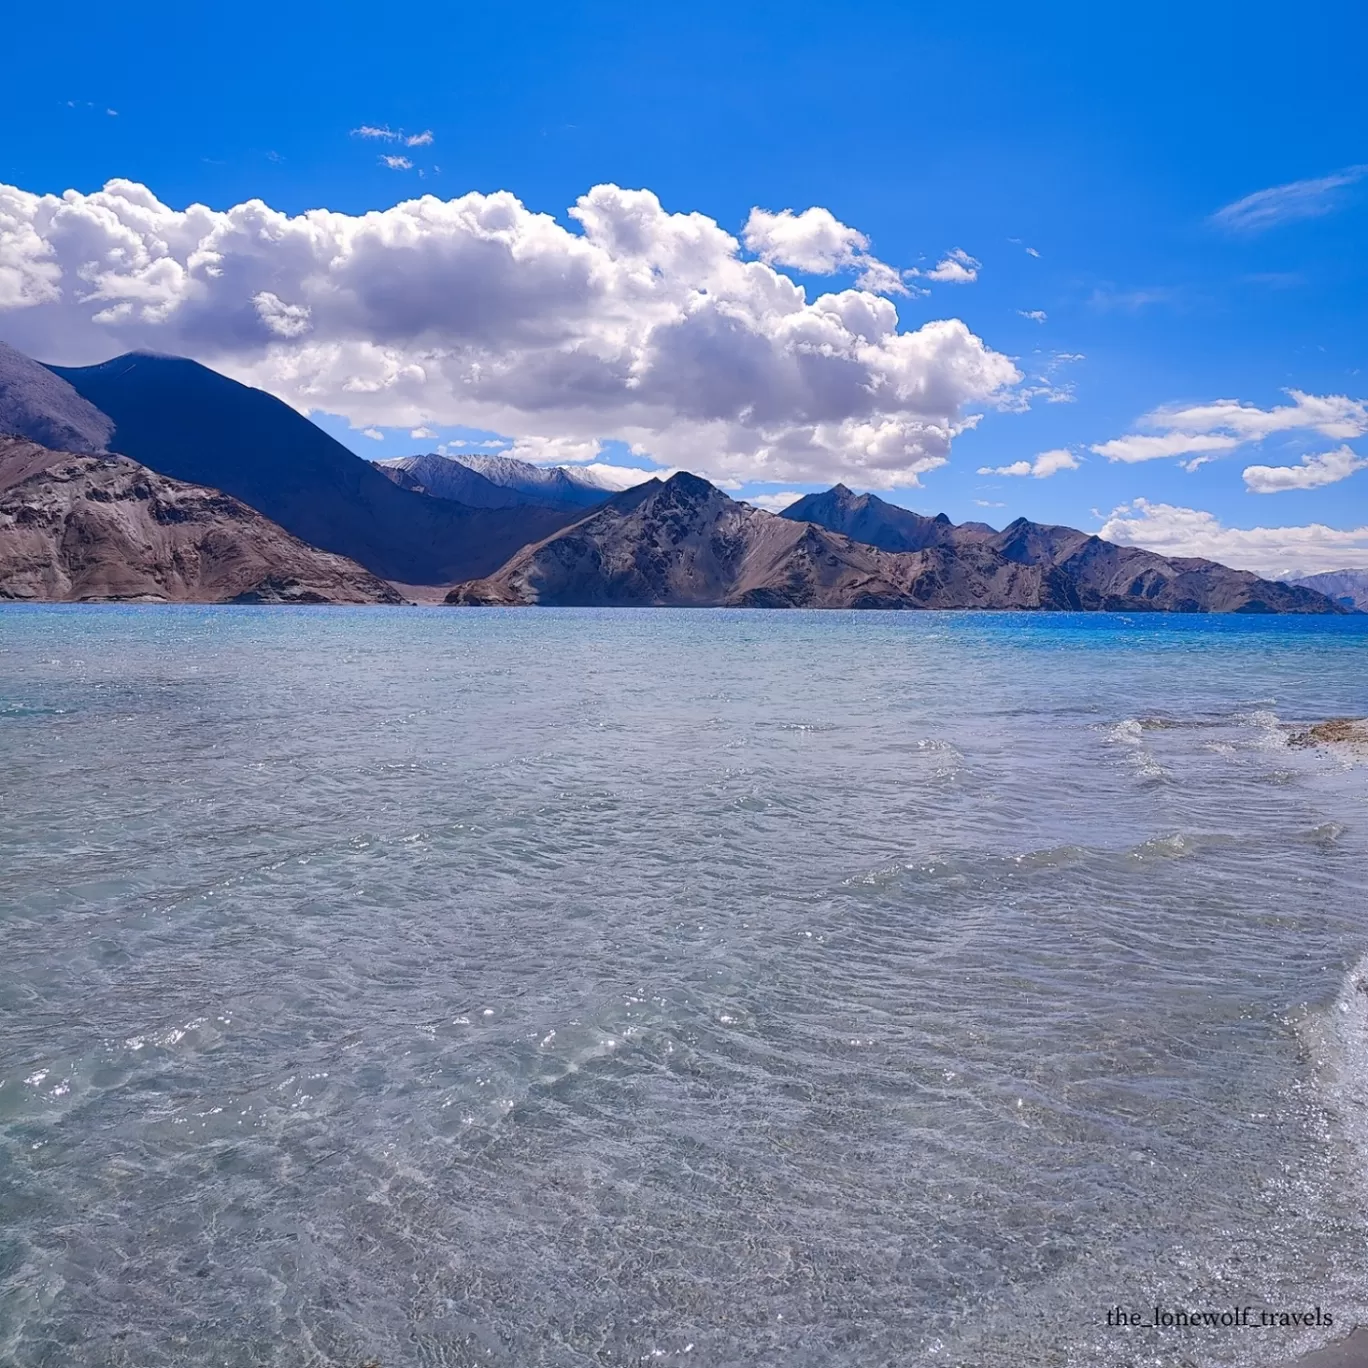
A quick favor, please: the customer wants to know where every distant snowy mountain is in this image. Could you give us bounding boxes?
[1290,569,1368,610]
[450,453,637,507]
[374,454,530,508]
[375,451,638,511]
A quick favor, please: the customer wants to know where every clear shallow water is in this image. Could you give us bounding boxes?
[2,607,1368,1368]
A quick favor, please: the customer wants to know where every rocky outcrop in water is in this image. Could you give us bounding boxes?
[447,474,1345,612]
[0,438,403,603]
[1288,718,1368,754]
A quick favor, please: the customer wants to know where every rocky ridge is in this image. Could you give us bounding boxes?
[447,473,1345,613]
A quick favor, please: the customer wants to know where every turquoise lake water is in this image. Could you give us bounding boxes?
[2,607,1368,1368]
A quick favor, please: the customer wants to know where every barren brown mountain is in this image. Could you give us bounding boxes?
[448,473,1343,613]
[0,438,402,604]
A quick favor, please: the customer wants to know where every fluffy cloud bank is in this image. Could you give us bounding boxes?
[1099,499,1368,578]
[0,179,1021,488]
[1092,390,1368,468]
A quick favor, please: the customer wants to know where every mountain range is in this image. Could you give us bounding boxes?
[448,474,1341,613]
[37,351,581,586]
[0,340,1356,613]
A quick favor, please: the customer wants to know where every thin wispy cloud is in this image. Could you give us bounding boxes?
[1088,285,1180,312]
[353,125,435,149]
[380,155,413,170]
[1211,165,1368,234]
[1018,309,1047,323]
[1093,390,1368,465]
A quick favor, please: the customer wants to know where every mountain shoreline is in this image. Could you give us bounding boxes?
[0,343,1356,614]
[447,473,1348,614]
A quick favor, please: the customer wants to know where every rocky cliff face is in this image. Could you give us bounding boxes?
[0,438,403,604]
[447,474,1345,613]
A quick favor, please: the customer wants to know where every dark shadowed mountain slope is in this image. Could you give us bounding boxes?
[0,341,115,454]
[44,353,581,584]
[781,483,997,551]
[449,473,1344,612]
[0,437,402,604]
[781,484,956,552]
[1291,569,1368,610]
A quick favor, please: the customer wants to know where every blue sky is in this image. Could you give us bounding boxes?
[2,0,1366,574]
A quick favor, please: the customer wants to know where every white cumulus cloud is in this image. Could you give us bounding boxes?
[915,248,980,285]
[978,448,1079,478]
[1243,445,1368,493]
[1099,499,1368,577]
[746,490,805,512]
[741,206,908,296]
[0,178,1022,489]
[573,462,666,491]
